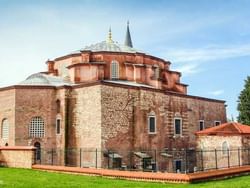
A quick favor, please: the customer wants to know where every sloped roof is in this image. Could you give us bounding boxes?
[196,122,250,136]
[18,73,72,87]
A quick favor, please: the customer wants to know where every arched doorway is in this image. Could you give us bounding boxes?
[34,142,41,161]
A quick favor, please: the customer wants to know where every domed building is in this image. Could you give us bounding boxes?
[0,23,227,172]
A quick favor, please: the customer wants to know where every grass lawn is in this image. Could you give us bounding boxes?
[1,168,250,188]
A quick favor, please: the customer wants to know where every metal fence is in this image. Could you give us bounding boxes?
[34,148,250,173]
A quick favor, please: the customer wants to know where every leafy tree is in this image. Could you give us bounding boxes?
[238,76,250,125]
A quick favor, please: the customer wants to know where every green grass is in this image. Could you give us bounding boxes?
[1,168,250,188]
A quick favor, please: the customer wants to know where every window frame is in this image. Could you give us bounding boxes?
[199,120,205,131]
[148,115,156,134]
[214,121,221,126]
[174,117,182,136]
[56,118,61,135]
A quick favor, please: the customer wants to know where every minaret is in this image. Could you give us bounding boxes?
[124,21,133,48]
[107,26,113,43]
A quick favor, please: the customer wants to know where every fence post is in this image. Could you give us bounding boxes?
[238,148,241,167]
[227,148,230,168]
[130,151,132,171]
[154,149,157,172]
[201,150,204,171]
[95,148,98,169]
[107,150,110,169]
[185,148,188,173]
[215,149,218,169]
[79,148,82,167]
[51,149,54,165]
[40,149,42,165]
[248,148,250,165]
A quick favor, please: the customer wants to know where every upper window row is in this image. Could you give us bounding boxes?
[148,116,222,135]
[110,61,162,80]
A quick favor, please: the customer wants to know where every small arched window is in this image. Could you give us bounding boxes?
[56,99,61,113]
[29,117,45,138]
[111,61,119,79]
[1,119,9,140]
[222,141,229,155]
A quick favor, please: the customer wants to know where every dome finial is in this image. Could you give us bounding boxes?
[107,26,113,43]
[124,20,133,48]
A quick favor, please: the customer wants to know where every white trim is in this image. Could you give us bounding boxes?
[174,117,182,136]
[214,121,221,126]
[148,115,156,134]
[199,120,205,131]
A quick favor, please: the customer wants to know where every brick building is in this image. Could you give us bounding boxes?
[0,24,227,172]
[196,122,250,170]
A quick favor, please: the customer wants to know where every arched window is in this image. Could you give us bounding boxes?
[1,119,9,140]
[222,141,229,155]
[111,61,119,79]
[56,99,61,113]
[29,117,45,138]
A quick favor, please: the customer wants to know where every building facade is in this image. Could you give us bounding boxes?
[0,24,227,172]
[196,122,250,170]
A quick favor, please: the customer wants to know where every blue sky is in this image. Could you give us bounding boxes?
[0,0,249,119]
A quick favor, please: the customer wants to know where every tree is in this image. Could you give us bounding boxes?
[238,76,250,125]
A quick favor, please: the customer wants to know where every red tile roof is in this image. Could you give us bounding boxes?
[196,122,250,136]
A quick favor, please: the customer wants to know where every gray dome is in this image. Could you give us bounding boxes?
[82,41,142,53]
[19,73,72,86]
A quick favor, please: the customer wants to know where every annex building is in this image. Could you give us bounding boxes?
[0,24,227,172]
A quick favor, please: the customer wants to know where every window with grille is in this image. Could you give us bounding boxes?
[29,117,45,138]
[2,119,9,140]
[111,61,119,79]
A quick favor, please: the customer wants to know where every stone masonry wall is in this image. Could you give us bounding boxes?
[0,146,36,168]
[101,84,226,151]
[68,85,102,167]
[100,84,226,170]
[196,136,242,170]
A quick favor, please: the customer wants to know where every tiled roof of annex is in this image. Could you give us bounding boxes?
[196,122,250,136]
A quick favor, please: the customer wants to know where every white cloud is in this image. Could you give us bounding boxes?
[208,89,224,96]
[166,44,250,63]
[174,63,202,77]
[165,44,250,77]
